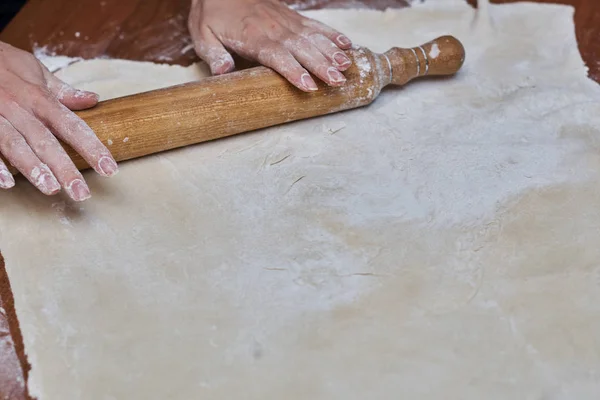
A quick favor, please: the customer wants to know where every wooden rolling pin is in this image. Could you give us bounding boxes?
[50,35,466,170]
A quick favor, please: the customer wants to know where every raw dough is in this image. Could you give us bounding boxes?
[2,1,600,399]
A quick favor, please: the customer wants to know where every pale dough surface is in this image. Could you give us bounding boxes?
[2,1,600,399]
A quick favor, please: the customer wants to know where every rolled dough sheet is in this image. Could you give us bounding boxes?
[2,1,600,399]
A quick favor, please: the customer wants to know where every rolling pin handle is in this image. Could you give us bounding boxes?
[383,35,466,86]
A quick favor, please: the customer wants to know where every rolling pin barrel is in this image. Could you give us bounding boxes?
[11,36,465,173]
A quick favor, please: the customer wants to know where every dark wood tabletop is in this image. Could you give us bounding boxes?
[0,0,598,399]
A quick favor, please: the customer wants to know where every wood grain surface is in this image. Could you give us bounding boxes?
[0,0,598,399]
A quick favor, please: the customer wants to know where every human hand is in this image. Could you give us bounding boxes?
[0,41,118,201]
[188,0,353,92]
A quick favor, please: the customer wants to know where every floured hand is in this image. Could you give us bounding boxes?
[0,41,118,201]
[188,0,353,91]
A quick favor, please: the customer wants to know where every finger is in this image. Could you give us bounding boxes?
[0,116,61,196]
[306,33,352,71]
[302,19,352,50]
[252,42,319,92]
[283,35,346,86]
[31,97,118,178]
[43,67,99,111]
[5,104,91,201]
[190,26,235,75]
[0,157,15,189]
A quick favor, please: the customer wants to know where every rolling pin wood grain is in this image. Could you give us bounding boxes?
[21,35,466,172]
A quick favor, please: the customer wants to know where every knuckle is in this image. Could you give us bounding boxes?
[302,29,320,39]
[301,18,321,30]
[267,23,286,38]
[0,89,27,116]
[309,32,332,46]
[0,89,14,105]
[298,15,312,26]
[63,119,92,141]
[205,46,229,61]
[194,39,211,55]
[240,19,262,38]
[256,48,272,65]
[291,35,312,49]
[256,42,281,64]
[32,137,56,155]
[3,136,27,152]
[283,35,317,59]
[279,31,297,44]
[27,85,55,108]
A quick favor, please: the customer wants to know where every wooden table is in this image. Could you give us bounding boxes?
[0,0,598,398]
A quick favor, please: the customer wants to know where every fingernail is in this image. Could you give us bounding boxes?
[98,156,119,177]
[211,59,233,74]
[211,59,224,70]
[327,67,346,84]
[333,52,351,68]
[301,73,318,91]
[67,179,91,202]
[31,166,61,194]
[75,90,99,101]
[336,35,351,47]
[37,172,61,194]
[0,169,15,189]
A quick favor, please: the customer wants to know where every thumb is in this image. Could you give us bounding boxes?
[44,70,99,111]
[191,27,235,75]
